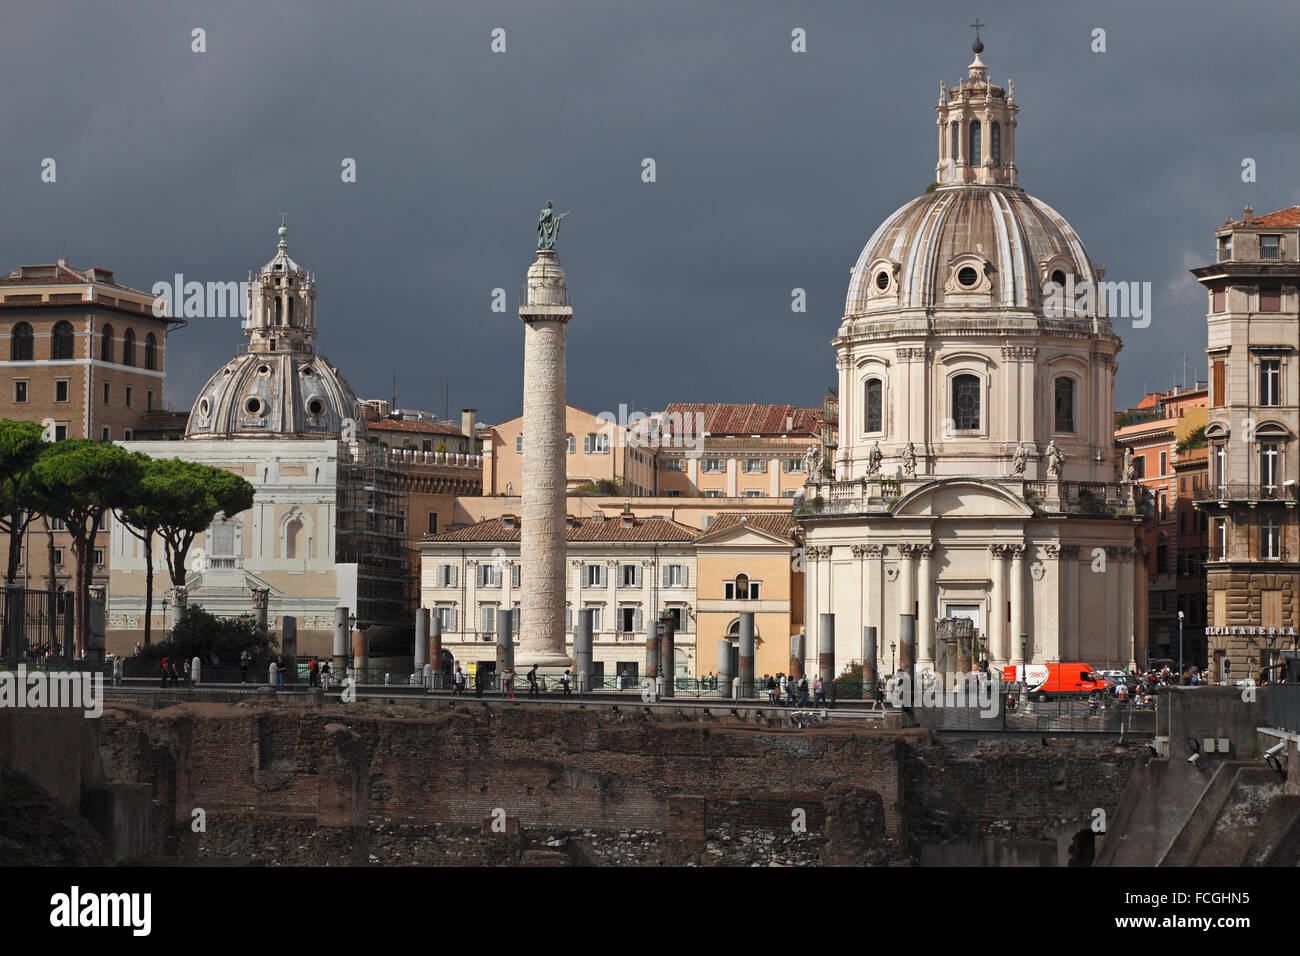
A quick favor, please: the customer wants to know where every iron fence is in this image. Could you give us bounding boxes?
[0,587,73,665]
[1267,683,1300,734]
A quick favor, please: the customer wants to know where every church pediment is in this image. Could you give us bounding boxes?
[892,479,1033,518]
[694,524,793,548]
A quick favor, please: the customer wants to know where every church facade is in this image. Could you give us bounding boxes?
[798,42,1147,676]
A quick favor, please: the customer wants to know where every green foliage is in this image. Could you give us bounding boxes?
[809,495,825,513]
[573,478,629,496]
[924,182,940,194]
[148,459,256,587]
[145,603,274,666]
[1176,425,1207,454]
[0,420,49,583]
[1076,488,1104,514]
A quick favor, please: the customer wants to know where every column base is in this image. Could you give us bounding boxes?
[515,651,573,668]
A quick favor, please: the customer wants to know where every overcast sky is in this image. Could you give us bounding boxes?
[3,0,1298,425]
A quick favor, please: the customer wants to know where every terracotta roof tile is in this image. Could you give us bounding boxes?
[368,419,465,436]
[663,403,821,437]
[1224,206,1300,229]
[701,512,797,539]
[425,514,698,544]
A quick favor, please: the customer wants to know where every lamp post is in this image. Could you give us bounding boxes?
[1020,632,1029,707]
[1177,609,1184,685]
[890,641,896,677]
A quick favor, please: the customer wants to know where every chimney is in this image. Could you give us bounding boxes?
[461,408,477,445]
[1243,205,1255,224]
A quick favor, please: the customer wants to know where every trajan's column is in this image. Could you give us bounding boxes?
[516,202,574,668]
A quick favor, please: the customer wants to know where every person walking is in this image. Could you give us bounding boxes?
[786,674,798,706]
[274,654,285,690]
[527,665,540,698]
[813,675,826,706]
[183,659,192,687]
[796,675,809,707]
[308,657,318,688]
[239,649,250,684]
[474,667,484,698]
[765,674,777,704]
[502,665,516,701]
[112,655,123,687]
[133,642,143,657]
[455,665,466,696]
[320,660,332,690]
[560,670,572,696]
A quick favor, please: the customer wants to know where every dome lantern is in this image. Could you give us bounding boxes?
[935,36,1017,187]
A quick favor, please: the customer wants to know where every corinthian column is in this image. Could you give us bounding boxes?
[517,242,574,668]
[917,545,935,670]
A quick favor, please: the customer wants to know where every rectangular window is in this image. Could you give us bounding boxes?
[516,435,523,453]
[702,458,725,473]
[1261,516,1281,559]
[49,516,66,531]
[427,512,438,534]
[52,547,63,567]
[54,424,67,442]
[619,563,641,588]
[1260,285,1282,312]
[618,606,641,633]
[123,428,132,441]
[14,381,27,403]
[147,390,154,410]
[477,563,501,588]
[101,427,110,441]
[1218,236,1232,261]
[480,606,497,634]
[666,606,688,632]
[565,435,575,453]
[1212,288,1226,313]
[55,380,68,403]
[702,490,723,498]
[93,548,104,567]
[1215,518,1227,559]
[582,435,592,453]
[125,386,132,408]
[583,563,605,588]
[781,489,798,497]
[1159,451,1167,475]
[435,606,456,631]
[1156,543,1168,573]
[741,490,766,497]
[102,383,110,404]
[1158,491,1167,520]
[742,459,767,474]
[1261,443,1280,491]
[1054,378,1076,432]
[211,523,235,555]
[586,606,603,633]
[436,564,457,587]
[1212,359,1225,407]
[1261,234,1281,260]
[662,564,686,588]
[1260,360,1281,405]
[660,458,684,472]
[593,434,609,453]
[783,458,805,473]
[512,605,521,633]
[865,378,883,432]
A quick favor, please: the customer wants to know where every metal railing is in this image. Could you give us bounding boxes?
[1267,683,1300,733]
[1193,482,1292,502]
[1,588,74,665]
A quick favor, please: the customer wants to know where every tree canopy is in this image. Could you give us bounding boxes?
[0,420,49,583]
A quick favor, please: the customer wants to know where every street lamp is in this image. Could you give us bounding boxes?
[1178,609,1185,685]
[890,641,896,676]
[1020,632,1029,707]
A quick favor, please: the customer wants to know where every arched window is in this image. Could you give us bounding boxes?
[51,321,75,360]
[950,122,959,163]
[864,377,883,432]
[274,298,283,325]
[1054,377,1076,432]
[11,322,33,361]
[991,122,1001,164]
[969,120,982,166]
[144,333,157,371]
[735,573,750,600]
[952,374,981,430]
[286,518,302,559]
[101,324,114,362]
[122,329,136,366]
[287,298,294,325]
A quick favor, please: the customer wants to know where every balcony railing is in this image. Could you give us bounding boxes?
[1193,483,1294,503]
[798,476,1138,518]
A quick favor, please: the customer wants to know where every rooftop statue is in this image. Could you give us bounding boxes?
[537,201,570,250]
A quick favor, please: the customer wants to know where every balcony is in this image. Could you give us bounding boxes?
[1193,483,1295,504]
[797,476,1139,518]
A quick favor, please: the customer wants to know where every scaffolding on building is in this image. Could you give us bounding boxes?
[337,442,410,629]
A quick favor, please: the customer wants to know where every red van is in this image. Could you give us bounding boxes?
[1002,663,1112,701]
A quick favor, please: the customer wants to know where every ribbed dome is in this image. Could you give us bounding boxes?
[844,185,1098,317]
[184,350,366,439]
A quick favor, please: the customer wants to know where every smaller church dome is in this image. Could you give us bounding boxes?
[185,223,366,440]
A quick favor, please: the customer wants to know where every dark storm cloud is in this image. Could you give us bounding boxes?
[2,0,1297,423]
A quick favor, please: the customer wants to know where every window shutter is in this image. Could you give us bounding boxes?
[583,435,592,453]
[661,565,669,587]
[683,566,689,588]
[633,608,642,632]
[1212,360,1225,408]
[566,606,572,631]
[512,564,521,588]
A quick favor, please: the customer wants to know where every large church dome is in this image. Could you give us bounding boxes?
[185,224,367,440]
[845,186,1099,316]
